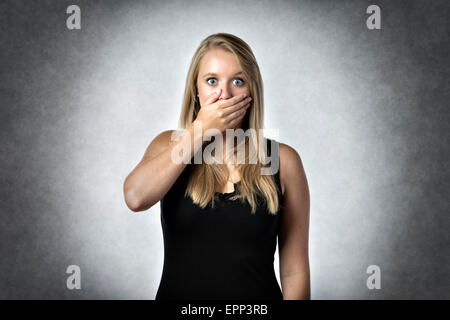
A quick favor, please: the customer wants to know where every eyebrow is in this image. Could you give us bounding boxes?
[202,71,244,78]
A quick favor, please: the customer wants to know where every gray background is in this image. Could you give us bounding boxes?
[0,0,449,299]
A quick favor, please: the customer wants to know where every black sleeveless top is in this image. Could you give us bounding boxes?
[155,138,284,300]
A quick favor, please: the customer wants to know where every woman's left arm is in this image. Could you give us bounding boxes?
[278,143,311,300]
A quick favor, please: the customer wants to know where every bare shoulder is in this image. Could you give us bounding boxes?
[278,142,308,197]
[140,129,176,162]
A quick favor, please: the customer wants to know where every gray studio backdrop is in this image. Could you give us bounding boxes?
[0,0,449,299]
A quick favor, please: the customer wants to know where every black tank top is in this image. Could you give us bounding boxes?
[155,138,283,300]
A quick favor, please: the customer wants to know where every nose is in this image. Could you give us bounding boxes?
[218,85,232,100]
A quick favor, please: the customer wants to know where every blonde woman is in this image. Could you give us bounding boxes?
[123,33,310,300]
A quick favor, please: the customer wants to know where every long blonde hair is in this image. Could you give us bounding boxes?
[178,33,280,214]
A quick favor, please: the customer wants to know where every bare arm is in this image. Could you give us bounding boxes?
[123,121,204,212]
[123,90,252,212]
[278,143,311,300]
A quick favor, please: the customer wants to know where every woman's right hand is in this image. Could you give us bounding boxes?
[194,89,252,138]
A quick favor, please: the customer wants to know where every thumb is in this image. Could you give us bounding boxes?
[204,88,221,106]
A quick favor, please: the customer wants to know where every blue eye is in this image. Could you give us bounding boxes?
[206,77,244,87]
[207,78,217,85]
[234,78,245,86]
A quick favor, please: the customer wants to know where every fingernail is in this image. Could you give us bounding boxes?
[243,93,247,98]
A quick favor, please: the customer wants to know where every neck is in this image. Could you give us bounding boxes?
[222,125,242,165]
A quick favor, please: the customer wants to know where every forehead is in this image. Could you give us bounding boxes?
[198,48,241,74]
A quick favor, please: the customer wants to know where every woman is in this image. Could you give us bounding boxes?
[123,33,310,300]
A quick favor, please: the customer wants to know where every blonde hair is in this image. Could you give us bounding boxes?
[178,32,280,214]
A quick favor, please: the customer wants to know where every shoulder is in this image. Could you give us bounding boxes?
[141,129,176,162]
[277,142,307,197]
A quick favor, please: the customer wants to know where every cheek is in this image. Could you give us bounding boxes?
[197,84,208,98]
[198,88,216,103]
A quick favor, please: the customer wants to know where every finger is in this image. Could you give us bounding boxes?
[204,88,222,106]
[228,108,247,128]
[228,103,250,123]
[222,97,252,117]
[220,93,249,109]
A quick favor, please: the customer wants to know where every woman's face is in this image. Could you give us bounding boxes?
[196,47,250,107]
